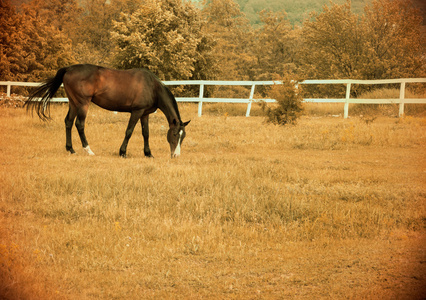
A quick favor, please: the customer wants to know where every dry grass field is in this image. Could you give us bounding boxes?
[0,102,425,299]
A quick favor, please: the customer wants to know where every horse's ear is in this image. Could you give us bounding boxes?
[183,120,190,127]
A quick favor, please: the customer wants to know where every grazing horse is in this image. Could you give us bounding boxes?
[25,64,190,158]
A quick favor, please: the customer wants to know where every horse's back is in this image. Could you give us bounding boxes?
[63,64,103,85]
[63,65,161,112]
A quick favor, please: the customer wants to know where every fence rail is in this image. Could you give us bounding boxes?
[1,78,425,118]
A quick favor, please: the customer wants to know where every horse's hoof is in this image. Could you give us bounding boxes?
[145,153,154,158]
[66,147,76,154]
[84,146,95,156]
[120,153,127,158]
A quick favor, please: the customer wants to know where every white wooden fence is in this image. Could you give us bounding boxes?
[1,78,425,118]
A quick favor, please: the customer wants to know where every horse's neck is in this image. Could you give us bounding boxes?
[158,97,180,126]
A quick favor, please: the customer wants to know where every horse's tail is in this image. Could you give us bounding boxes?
[25,67,68,121]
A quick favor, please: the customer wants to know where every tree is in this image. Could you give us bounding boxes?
[300,0,425,81]
[300,1,366,80]
[0,0,75,81]
[252,10,301,80]
[0,0,26,80]
[20,1,76,80]
[73,0,145,65]
[111,0,214,81]
[32,0,82,32]
[236,0,371,26]
[201,0,255,80]
[362,0,425,79]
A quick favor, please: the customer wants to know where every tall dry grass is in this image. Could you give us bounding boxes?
[0,103,425,299]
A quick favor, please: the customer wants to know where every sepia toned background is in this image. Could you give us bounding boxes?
[1,0,425,299]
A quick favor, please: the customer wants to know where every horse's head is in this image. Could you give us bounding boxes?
[167,120,190,158]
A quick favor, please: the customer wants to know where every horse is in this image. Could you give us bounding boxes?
[25,64,190,158]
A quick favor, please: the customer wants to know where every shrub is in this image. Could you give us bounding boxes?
[262,76,304,125]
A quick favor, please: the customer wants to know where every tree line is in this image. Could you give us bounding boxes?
[1,0,424,86]
[236,0,370,26]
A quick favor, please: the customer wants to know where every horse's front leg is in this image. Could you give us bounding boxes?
[141,115,153,158]
[120,109,144,158]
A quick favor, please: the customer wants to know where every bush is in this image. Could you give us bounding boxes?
[262,77,304,125]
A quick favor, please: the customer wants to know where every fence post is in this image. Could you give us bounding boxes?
[245,84,256,117]
[198,83,204,117]
[399,81,405,117]
[7,82,11,97]
[344,83,351,118]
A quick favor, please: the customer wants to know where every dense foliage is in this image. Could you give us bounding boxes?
[111,0,209,80]
[1,0,425,83]
[1,0,76,81]
[236,0,371,26]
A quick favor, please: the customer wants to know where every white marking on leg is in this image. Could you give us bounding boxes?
[84,145,95,156]
[173,130,183,157]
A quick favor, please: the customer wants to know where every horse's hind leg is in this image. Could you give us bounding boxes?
[65,108,76,154]
[141,115,153,158]
[75,106,95,155]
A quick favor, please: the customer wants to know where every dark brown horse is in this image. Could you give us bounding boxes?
[25,64,190,158]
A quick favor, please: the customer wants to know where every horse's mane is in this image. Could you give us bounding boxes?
[163,85,181,121]
[140,68,182,122]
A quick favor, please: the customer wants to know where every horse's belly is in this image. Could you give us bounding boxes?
[92,95,154,113]
[91,96,132,112]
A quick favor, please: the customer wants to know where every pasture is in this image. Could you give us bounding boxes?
[0,103,425,299]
